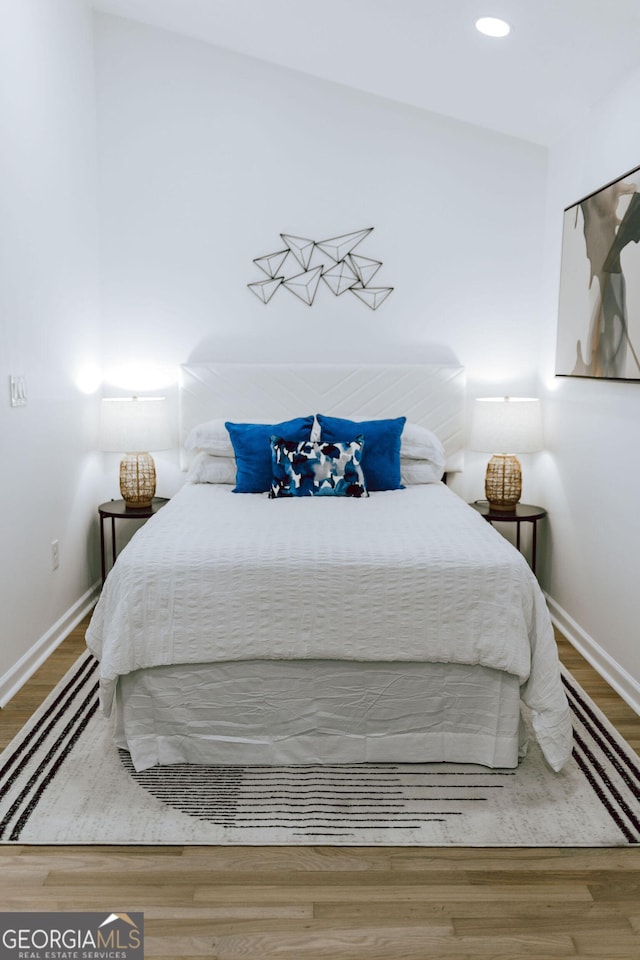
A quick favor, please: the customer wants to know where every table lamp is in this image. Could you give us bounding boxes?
[470,397,543,511]
[100,396,171,508]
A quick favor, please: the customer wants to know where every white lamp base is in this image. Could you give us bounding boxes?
[485,454,522,511]
[120,452,156,508]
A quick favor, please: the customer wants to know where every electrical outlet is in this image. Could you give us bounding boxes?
[51,539,59,570]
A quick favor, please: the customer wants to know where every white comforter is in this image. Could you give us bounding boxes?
[86,482,572,770]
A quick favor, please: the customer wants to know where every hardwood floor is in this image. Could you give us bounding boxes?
[1,617,639,959]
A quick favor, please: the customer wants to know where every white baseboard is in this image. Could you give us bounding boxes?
[546,593,640,718]
[0,582,100,708]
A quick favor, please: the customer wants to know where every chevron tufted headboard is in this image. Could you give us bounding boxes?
[179,363,466,472]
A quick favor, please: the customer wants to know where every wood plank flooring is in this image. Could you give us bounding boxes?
[0,617,639,959]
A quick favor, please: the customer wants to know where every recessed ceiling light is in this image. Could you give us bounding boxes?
[475,16,511,38]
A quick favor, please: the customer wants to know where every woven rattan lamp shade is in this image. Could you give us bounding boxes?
[470,397,543,511]
[100,397,171,508]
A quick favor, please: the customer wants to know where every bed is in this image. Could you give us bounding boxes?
[86,363,572,774]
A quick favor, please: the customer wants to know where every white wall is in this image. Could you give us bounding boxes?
[538,65,640,704]
[94,13,549,502]
[0,0,102,698]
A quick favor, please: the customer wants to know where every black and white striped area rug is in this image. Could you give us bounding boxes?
[0,652,638,845]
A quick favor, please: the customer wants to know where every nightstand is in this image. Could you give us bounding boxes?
[469,501,546,575]
[99,497,169,583]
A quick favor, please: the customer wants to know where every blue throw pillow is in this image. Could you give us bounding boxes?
[316,414,406,491]
[269,436,368,498]
[225,416,315,493]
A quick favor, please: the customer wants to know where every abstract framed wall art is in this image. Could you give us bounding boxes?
[556,163,640,381]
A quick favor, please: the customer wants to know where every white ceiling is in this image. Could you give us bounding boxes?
[89,0,640,146]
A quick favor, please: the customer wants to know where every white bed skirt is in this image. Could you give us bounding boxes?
[114,659,525,772]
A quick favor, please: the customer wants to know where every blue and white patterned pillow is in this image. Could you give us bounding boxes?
[269,436,368,498]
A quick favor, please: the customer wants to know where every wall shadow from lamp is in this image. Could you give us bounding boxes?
[470,397,543,511]
[100,397,172,508]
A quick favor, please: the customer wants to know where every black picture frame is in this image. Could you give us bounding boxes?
[556,163,640,381]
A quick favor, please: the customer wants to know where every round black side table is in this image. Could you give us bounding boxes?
[98,497,169,583]
[469,501,547,574]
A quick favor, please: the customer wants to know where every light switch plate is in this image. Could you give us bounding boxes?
[9,375,27,407]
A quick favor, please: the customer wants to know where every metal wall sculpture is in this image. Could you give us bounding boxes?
[248,228,394,310]
[556,164,640,381]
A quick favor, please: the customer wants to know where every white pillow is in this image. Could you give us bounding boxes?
[400,423,446,467]
[185,416,321,454]
[184,419,234,456]
[187,452,236,484]
[400,459,444,485]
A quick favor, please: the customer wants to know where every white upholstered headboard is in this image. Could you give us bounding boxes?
[180,363,466,472]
